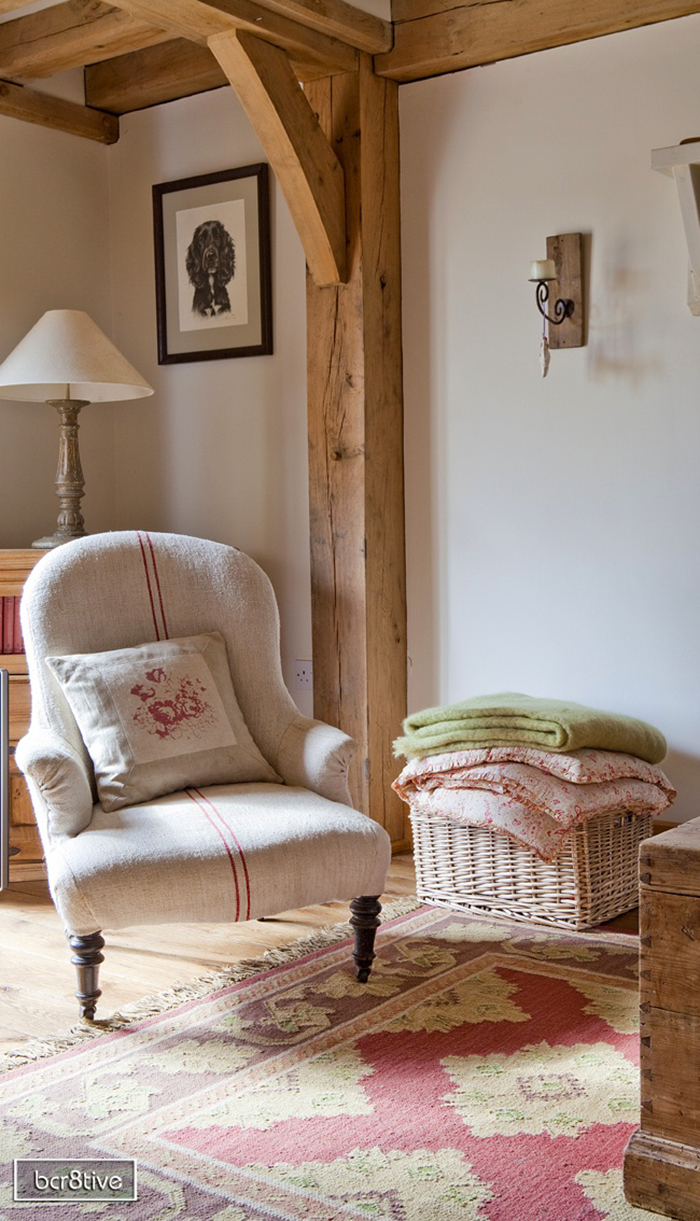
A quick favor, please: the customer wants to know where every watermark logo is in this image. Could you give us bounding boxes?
[14,1159,137,1203]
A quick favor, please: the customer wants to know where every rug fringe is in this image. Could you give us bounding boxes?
[0,894,421,1073]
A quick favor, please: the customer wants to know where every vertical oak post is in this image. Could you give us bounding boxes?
[306,56,407,842]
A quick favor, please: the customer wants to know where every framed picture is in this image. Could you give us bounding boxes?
[152,163,272,364]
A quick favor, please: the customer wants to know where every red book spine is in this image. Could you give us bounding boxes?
[13,597,23,653]
[2,597,14,655]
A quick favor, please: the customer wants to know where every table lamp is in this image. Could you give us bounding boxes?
[0,309,154,548]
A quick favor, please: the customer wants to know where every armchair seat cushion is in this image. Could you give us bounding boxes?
[47,783,392,937]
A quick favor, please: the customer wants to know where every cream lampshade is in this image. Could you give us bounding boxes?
[0,310,153,549]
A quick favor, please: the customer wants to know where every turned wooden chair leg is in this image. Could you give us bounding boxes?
[68,931,105,1020]
[349,896,381,982]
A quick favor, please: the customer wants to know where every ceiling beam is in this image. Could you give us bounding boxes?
[86,38,227,111]
[0,76,119,141]
[210,28,346,284]
[107,0,388,54]
[376,0,700,82]
[107,0,358,72]
[5,0,699,95]
[84,31,338,113]
[0,1,170,80]
[250,0,390,53]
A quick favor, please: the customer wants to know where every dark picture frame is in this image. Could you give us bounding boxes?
[152,163,272,364]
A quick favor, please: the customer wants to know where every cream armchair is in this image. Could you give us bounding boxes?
[17,532,391,1019]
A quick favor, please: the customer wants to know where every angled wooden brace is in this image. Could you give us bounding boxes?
[209,29,346,286]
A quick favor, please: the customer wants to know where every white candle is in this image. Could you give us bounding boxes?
[529,259,557,282]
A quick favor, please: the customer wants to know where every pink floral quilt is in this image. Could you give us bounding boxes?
[393,747,675,860]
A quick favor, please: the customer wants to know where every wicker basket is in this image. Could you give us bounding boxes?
[409,807,653,931]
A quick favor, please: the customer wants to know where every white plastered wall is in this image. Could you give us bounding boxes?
[107,88,312,713]
[400,15,700,819]
[0,71,116,547]
[0,82,312,714]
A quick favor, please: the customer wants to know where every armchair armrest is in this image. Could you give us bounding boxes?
[275,715,357,807]
[15,730,94,839]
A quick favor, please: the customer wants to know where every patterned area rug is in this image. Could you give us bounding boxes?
[0,905,654,1220]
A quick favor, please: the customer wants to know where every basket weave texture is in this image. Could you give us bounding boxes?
[409,807,653,930]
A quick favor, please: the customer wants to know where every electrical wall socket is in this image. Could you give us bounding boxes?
[294,660,313,690]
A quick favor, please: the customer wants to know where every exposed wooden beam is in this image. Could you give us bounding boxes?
[210,28,346,284]
[306,57,407,840]
[86,38,227,112]
[0,1,170,80]
[377,0,700,82]
[0,76,119,141]
[253,0,391,53]
[107,0,357,73]
[106,0,257,40]
[109,0,387,54]
[84,33,338,113]
[393,0,700,24]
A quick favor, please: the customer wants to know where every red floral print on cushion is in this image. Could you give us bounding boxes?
[130,667,217,741]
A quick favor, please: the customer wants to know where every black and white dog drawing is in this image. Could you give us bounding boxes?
[185,220,235,318]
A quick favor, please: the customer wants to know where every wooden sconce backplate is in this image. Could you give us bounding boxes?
[546,232,584,350]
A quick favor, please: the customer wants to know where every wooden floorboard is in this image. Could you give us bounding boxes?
[0,853,417,1055]
[0,850,637,1057]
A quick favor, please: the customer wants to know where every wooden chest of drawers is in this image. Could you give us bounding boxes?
[1,549,48,880]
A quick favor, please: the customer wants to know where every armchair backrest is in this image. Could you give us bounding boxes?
[21,531,299,780]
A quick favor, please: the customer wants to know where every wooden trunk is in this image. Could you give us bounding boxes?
[624,818,700,1218]
[0,549,47,880]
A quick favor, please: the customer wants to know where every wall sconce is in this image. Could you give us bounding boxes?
[528,234,585,377]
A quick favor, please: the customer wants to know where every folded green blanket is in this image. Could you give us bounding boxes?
[393,692,667,765]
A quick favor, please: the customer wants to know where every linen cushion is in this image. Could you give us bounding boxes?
[46,631,280,811]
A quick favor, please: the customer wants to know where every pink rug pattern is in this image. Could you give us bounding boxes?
[0,906,653,1220]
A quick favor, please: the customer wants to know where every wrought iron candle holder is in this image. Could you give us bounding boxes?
[532,278,575,326]
[527,236,585,377]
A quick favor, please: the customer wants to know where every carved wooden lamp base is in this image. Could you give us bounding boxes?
[32,399,89,550]
[33,531,88,550]
[0,310,153,550]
